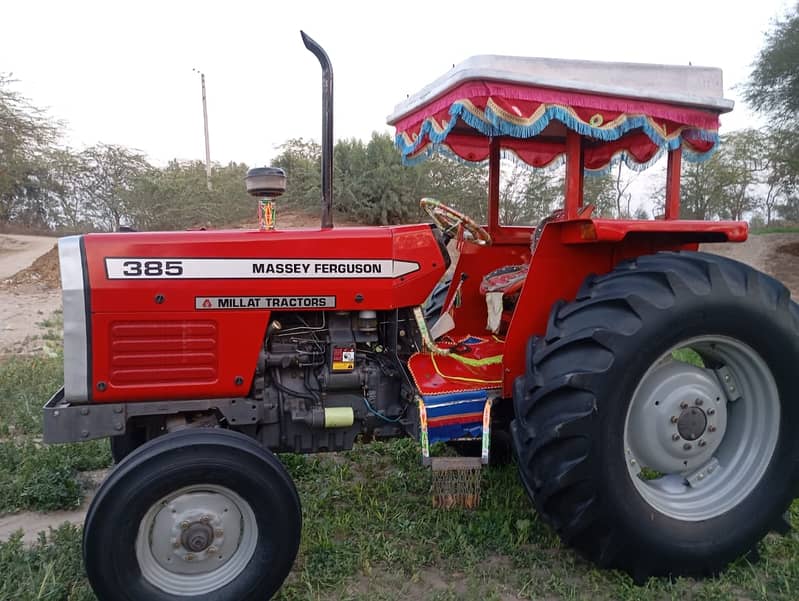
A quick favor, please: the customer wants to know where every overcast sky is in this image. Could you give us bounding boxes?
[1,0,792,170]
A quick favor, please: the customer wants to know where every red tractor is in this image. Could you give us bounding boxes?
[43,33,799,599]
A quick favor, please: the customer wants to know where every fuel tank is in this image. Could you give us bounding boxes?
[60,224,446,404]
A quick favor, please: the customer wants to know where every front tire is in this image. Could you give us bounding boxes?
[84,429,301,600]
[511,251,799,579]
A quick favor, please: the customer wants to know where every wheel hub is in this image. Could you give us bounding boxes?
[677,406,707,441]
[623,336,781,522]
[625,360,728,474]
[182,522,215,553]
[136,485,259,596]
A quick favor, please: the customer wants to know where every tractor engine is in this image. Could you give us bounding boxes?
[254,310,417,453]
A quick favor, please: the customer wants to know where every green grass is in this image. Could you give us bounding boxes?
[750,225,799,235]
[0,352,64,436]
[0,526,94,601]
[3,343,799,600]
[0,352,112,512]
[0,438,111,512]
[671,347,705,367]
[3,444,799,600]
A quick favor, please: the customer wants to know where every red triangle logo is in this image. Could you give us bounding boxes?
[202,299,212,308]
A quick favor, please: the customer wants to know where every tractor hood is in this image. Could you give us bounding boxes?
[57,225,446,403]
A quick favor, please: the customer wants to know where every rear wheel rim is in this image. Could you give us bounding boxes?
[135,483,258,595]
[623,335,780,521]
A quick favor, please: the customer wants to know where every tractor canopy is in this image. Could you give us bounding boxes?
[387,55,734,174]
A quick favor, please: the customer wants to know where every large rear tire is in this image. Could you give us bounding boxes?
[511,251,799,579]
[84,428,301,600]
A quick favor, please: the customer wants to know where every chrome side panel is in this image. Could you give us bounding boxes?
[58,236,89,402]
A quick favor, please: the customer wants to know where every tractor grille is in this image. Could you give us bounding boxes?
[108,321,218,386]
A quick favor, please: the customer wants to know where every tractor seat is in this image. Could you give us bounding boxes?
[479,206,593,334]
[479,264,528,296]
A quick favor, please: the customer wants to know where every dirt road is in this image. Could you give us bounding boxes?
[0,235,62,355]
[0,235,57,281]
[702,233,799,299]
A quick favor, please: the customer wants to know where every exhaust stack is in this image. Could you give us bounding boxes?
[301,31,334,230]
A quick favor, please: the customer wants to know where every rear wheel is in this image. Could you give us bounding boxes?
[511,251,799,579]
[84,428,301,600]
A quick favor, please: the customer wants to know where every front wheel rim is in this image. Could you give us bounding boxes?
[623,335,780,521]
[135,484,258,595]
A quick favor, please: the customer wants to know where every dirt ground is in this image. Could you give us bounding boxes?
[702,233,799,299]
[0,235,62,356]
[1,229,798,544]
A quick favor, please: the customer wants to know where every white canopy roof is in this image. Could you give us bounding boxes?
[388,55,734,125]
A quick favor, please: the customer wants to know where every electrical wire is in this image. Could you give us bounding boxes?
[362,395,402,423]
[270,368,317,402]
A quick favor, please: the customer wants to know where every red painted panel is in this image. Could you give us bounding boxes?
[92,311,268,402]
[108,320,218,388]
[500,221,713,396]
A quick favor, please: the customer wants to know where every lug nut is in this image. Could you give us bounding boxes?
[173,540,181,549]
[683,443,692,451]
[698,473,705,480]
[698,439,707,447]
[630,459,636,466]
[207,546,218,554]
[670,416,679,424]
[708,425,717,433]
[672,433,680,441]
[707,408,715,415]
[186,553,195,561]
[680,401,689,409]
[214,528,224,537]
[201,515,211,524]
[695,398,703,406]
[181,521,190,530]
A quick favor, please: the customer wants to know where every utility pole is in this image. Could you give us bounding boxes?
[193,68,212,191]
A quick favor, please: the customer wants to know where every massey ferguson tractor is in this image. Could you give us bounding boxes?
[42,32,799,600]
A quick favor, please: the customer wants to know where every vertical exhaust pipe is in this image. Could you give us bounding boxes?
[301,31,334,230]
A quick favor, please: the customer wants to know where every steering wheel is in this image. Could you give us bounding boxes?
[420,198,492,246]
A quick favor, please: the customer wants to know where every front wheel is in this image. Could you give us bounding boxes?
[84,429,301,600]
[512,251,799,579]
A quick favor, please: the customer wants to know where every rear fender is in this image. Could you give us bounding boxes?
[501,218,748,397]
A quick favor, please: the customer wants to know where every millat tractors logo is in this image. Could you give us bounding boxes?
[195,296,336,310]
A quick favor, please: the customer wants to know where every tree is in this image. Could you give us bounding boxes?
[0,74,61,226]
[498,166,560,225]
[582,173,616,217]
[680,158,725,219]
[272,138,321,209]
[353,132,427,225]
[123,160,254,231]
[425,156,487,224]
[78,144,151,231]
[759,128,796,224]
[612,163,640,218]
[743,3,799,216]
[744,3,799,124]
[715,130,764,221]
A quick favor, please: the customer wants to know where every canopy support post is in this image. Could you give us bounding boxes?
[665,147,682,220]
[487,137,501,233]
[565,131,584,219]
